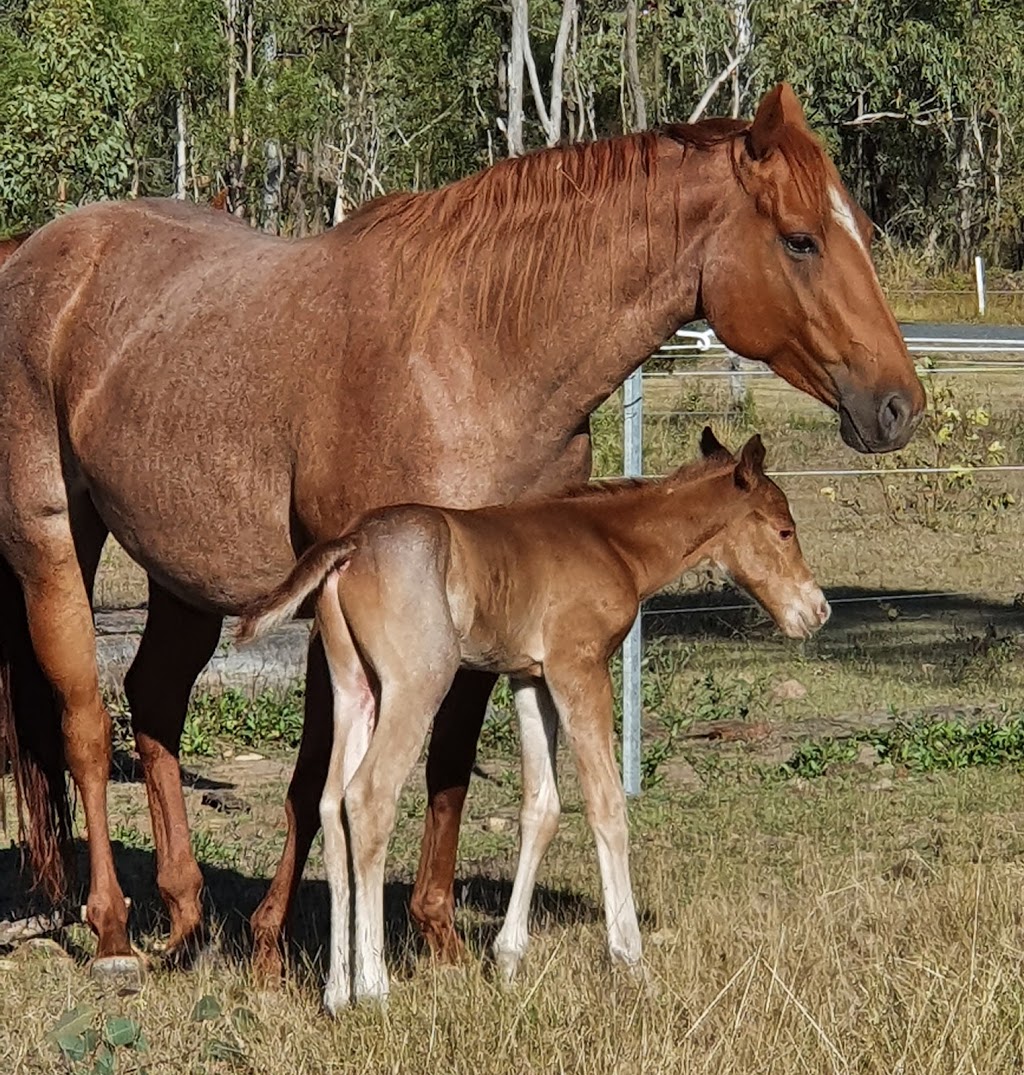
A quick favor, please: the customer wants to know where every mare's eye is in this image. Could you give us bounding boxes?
[782,234,818,258]
[778,528,794,541]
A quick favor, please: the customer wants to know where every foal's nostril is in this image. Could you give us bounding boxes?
[878,392,912,440]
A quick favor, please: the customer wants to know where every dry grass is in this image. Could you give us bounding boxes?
[6,757,1024,1073]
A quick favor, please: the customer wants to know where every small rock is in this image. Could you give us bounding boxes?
[869,777,896,792]
[484,816,512,834]
[0,958,15,972]
[772,678,807,701]
[853,743,880,772]
[234,752,264,763]
[201,790,251,814]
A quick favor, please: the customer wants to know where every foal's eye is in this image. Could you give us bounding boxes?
[782,234,818,258]
[778,528,794,541]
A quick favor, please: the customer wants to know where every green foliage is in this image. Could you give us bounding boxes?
[0,0,140,230]
[180,686,304,756]
[876,377,1016,528]
[45,1004,149,1074]
[782,709,1024,780]
[782,738,860,779]
[0,0,1021,263]
[870,711,1024,773]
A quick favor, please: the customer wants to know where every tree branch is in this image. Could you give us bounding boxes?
[687,51,742,123]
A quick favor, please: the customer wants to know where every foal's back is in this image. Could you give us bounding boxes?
[441,493,644,672]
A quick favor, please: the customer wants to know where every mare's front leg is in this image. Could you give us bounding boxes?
[251,631,332,978]
[492,677,561,980]
[123,580,222,954]
[544,658,642,970]
[410,668,496,961]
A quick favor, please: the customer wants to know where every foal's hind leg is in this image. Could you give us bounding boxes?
[124,579,222,954]
[410,668,496,961]
[251,632,332,979]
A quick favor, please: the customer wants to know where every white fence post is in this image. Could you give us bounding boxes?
[975,255,987,316]
[622,366,643,797]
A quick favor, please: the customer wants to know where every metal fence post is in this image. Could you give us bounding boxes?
[622,366,643,797]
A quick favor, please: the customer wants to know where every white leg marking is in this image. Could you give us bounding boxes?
[317,587,376,1016]
[493,678,561,981]
[547,674,643,970]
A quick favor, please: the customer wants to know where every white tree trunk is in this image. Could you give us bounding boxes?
[624,0,647,131]
[507,0,526,155]
[174,95,187,200]
[726,0,751,118]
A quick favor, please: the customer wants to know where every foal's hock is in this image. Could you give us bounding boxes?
[238,427,830,1012]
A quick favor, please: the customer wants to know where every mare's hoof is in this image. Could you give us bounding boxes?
[89,954,145,995]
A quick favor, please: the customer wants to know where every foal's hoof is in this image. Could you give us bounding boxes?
[89,954,145,995]
[493,947,524,983]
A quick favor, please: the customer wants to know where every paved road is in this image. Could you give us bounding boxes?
[899,322,1024,346]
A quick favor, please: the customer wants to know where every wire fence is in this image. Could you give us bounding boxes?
[618,326,1024,795]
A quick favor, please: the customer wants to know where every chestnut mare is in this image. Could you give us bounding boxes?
[236,427,830,1011]
[0,84,923,985]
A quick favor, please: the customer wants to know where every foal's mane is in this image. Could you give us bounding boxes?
[552,451,736,503]
[343,116,830,342]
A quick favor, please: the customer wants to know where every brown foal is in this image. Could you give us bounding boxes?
[0,83,919,985]
[237,428,830,1011]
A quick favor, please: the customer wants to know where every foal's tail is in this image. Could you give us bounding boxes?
[0,555,74,903]
[235,538,357,643]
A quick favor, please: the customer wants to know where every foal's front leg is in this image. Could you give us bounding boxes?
[492,677,560,980]
[544,660,642,970]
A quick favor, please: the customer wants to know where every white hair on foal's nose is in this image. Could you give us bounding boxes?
[782,581,830,639]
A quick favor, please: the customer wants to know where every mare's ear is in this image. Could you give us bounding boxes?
[746,83,807,161]
[735,434,767,491]
[700,425,730,459]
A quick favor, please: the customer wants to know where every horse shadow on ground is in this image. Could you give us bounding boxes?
[0,842,609,983]
[645,585,1024,676]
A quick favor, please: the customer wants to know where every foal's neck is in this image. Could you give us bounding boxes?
[597,466,742,600]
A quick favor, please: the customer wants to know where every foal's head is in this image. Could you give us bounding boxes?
[699,427,830,640]
[688,84,925,454]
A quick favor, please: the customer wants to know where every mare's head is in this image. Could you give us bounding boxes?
[690,84,924,453]
[699,427,829,640]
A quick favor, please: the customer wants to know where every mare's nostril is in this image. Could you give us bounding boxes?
[878,392,911,440]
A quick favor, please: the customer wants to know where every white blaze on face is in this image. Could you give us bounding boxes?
[828,185,868,254]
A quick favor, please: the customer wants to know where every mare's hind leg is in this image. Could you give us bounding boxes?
[124,579,222,953]
[3,496,137,974]
[251,632,332,979]
[409,669,496,961]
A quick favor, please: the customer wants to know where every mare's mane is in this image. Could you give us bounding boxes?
[341,115,831,342]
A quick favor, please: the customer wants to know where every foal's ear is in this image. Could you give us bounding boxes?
[700,425,730,459]
[735,434,767,490]
[746,83,807,161]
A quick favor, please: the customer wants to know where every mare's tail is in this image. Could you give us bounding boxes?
[235,538,357,643]
[0,555,73,903]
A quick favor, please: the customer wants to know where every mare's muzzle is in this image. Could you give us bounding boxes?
[838,387,922,454]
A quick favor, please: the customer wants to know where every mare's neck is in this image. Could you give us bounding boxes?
[598,467,740,600]
[364,134,733,435]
